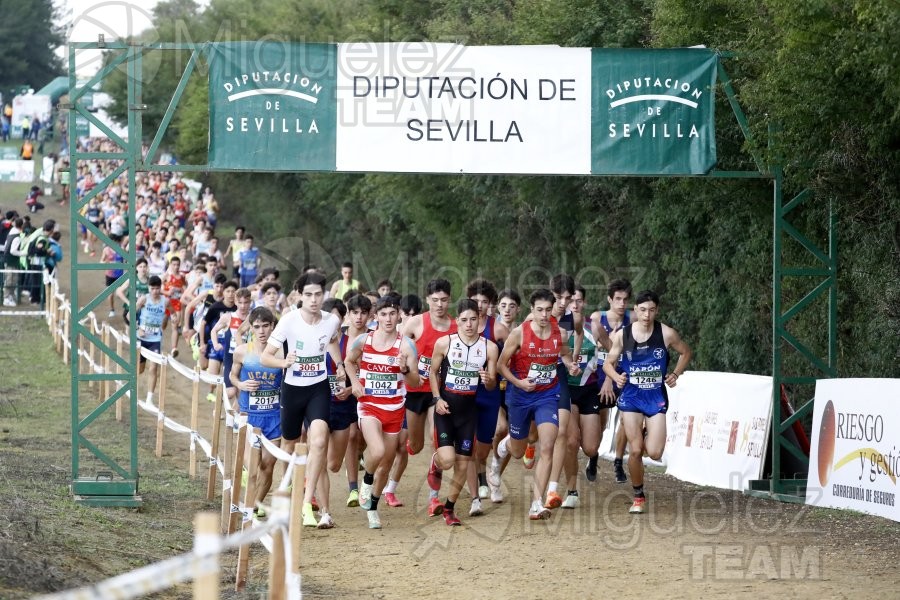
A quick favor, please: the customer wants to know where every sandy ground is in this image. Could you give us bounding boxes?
[31,196,900,599]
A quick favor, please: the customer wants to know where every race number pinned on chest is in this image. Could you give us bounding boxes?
[418,355,432,379]
[294,343,326,378]
[445,366,479,393]
[328,374,343,397]
[363,372,400,396]
[527,362,555,385]
[249,389,278,410]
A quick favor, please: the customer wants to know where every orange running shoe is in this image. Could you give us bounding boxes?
[544,491,563,509]
[629,496,647,514]
[523,444,536,470]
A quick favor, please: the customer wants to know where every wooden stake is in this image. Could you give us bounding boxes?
[189,365,200,478]
[102,324,111,400]
[155,358,168,458]
[227,421,247,534]
[62,305,69,365]
[192,512,219,600]
[289,444,307,576]
[267,492,290,600]
[206,384,223,501]
[234,427,261,592]
[221,410,235,531]
[115,334,124,422]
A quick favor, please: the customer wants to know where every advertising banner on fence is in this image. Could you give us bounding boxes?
[207,43,718,175]
[0,159,35,182]
[663,372,772,491]
[806,379,900,522]
[208,41,338,171]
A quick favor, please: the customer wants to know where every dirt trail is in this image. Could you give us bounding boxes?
[39,199,900,599]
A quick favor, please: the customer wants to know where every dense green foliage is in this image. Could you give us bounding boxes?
[102,0,899,377]
[0,0,64,93]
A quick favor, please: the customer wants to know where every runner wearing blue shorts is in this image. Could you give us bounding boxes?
[496,289,580,520]
[231,307,284,520]
[602,290,692,514]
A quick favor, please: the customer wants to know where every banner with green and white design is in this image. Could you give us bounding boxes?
[207,43,718,175]
[208,42,337,171]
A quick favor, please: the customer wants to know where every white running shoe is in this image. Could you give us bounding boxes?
[496,435,510,459]
[487,452,502,487]
[529,500,550,520]
[469,498,484,517]
[562,492,579,509]
[478,484,490,500]
[490,486,504,504]
[367,510,382,529]
[359,481,373,510]
[317,512,335,529]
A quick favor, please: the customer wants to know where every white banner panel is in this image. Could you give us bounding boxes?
[0,159,35,182]
[805,378,900,522]
[663,372,772,490]
[336,43,591,174]
[11,94,52,131]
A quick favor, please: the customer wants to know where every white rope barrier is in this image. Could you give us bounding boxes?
[139,345,168,366]
[78,348,104,374]
[198,370,224,386]
[107,325,128,344]
[137,399,195,435]
[168,355,200,381]
[41,273,307,598]
[33,515,289,600]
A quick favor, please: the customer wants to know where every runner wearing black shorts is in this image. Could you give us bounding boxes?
[430,299,499,526]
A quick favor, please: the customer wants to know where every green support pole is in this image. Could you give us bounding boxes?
[69,42,141,506]
[746,125,838,503]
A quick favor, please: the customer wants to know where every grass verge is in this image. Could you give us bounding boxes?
[0,317,215,598]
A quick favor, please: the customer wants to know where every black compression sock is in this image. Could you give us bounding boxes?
[370,495,380,510]
[477,473,487,487]
[633,485,645,498]
[444,499,455,511]
[363,472,374,485]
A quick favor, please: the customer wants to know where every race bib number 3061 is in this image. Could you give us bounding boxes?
[293,354,325,378]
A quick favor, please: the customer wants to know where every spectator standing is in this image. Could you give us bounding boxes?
[2,217,24,306]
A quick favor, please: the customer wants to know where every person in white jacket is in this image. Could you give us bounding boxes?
[3,218,25,306]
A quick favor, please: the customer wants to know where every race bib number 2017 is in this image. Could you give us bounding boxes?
[249,389,278,410]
